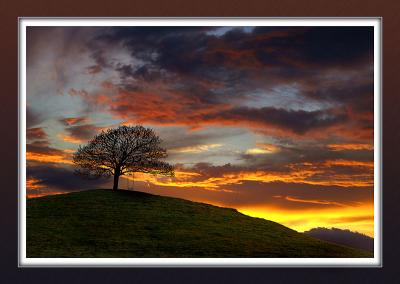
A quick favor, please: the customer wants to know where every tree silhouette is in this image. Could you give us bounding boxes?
[73,125,174,190]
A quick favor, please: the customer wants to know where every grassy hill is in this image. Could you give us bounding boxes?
[27,189,372,258]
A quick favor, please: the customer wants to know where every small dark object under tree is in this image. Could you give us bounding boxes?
[73,125,174,190]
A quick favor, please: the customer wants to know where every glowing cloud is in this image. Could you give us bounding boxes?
[246,143,280,154]
[327,144,374,151]
[26,177,46,190]
[324,159,374,168]
[279,196,347,207]
[58,133,85,144]
[238,203,374,237]
[26,151,73,165]
[170,144,223,153]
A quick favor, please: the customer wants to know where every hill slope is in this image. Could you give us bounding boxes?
[27,189,372,258]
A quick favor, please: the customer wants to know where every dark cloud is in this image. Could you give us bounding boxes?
[64,124,99,141]
[116,63,164,83]
[204,106,348,135]
[27,142,64,156]
[115,64,134,78]
[158,127,245,150]
[86,65,102,74]
[223,26,373,68]
[95,26,372,75]
[27,140,50,148]
[27,164,110,193]
[82,26,374,140]
[299,70,374,114]
[240,144,374,172]
[102,85,350,135]
[27,127,47,141]
[295,27,373,67]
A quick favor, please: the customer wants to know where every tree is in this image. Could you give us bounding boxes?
[73,125,174,190]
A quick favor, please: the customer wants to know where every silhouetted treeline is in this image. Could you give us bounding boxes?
[304,227,374,252]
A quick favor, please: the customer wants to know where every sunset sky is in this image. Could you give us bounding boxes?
[26,26,375,236]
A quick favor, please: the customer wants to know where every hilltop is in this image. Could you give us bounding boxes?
[27,189,372,258]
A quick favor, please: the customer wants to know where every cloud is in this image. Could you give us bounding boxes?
[27,164,110,195]
[57,134,84,144]
[90,85,348,136]
[59,117,89,126]
[51,26,372,145]
[86,64,102,74]
[327,143,374,151]
[27,127,47,141]
[61,124,100,143]
[26,106,43,128]
[246,143,280,155]
[127,154,374,192]
[277,196,347,207]
[27,143,73,165]
[203,106,348,135]
[170,143,223,153]
[99,26,372,76]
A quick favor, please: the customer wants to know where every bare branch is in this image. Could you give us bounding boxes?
[72,125,175,189]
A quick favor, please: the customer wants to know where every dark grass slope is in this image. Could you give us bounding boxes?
[27,189,373,258]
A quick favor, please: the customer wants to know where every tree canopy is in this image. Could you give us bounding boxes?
[73,125,174,190]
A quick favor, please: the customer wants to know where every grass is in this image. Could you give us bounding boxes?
[27,189,373,258]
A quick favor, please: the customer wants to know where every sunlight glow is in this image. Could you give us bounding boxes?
[238,203,374,237]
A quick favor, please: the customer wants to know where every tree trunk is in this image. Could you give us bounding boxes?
[113,168,120,190]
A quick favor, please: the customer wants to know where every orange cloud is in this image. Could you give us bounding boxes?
[58,133,84,144]
[27,190,65,198]
[327,143,374,151]
[61,117,89,126]
[280,196,346,207]
[26,151,73,165]
[86,83,350,138]
[26,177,45,190]
[324,159,374,168]
[26,177,68,198]
[123,164,373,190]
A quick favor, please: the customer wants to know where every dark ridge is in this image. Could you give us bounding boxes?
[304,227,374,252]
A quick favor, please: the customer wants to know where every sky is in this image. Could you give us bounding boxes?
[26,26,375,236]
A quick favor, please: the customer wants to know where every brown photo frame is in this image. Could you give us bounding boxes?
[1,0,399,283]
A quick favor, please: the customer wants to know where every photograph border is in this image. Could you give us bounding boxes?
[18,17,382,268]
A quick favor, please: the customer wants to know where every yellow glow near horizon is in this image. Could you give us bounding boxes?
[238,203,374,237]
